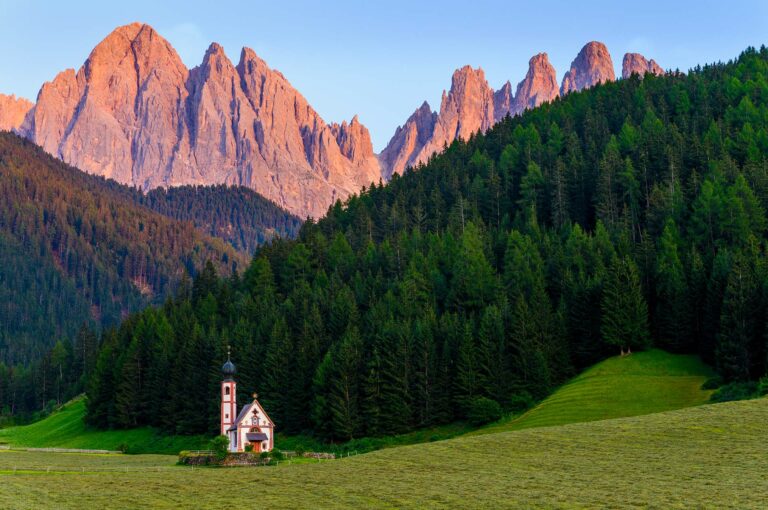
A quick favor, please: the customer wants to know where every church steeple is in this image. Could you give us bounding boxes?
[220,346,237,436]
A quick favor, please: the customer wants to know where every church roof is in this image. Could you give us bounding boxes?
[233,403,253,426]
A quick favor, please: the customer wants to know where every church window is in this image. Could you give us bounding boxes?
[225,387,230,395]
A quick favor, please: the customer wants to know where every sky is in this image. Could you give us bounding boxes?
[1,1,767,151]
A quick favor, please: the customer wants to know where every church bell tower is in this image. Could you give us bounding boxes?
[221,347,237,436]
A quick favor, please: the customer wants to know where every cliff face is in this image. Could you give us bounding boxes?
[0,94,33,132]
[4,26,666,207]
[16,23,380,218]
[560,41,615,95]
[512,53,559,114]
[381,55,561,177]
[622,53,664,79]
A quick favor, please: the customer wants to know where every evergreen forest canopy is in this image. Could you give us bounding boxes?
[0,135,268,417]
[57,47,768,439]
[136,185,302,255]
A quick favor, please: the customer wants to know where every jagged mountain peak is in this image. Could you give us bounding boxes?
[560,41,615,95]
[622,53,664,79]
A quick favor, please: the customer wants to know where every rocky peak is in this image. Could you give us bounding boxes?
[12,23,381,218]
[493,81,513,122]
[379,101,438,179]
[560,41,615,95]
[513,52,559,114]
[0,94,33,132]
[440,65,495,141]
[622,53,663,79]
[331,115,375,163]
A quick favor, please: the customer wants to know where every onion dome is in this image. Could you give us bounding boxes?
[222,346,236,380]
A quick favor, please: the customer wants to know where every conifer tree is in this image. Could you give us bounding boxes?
[601,257,650,354]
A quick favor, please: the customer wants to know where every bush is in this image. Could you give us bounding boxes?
[244,444,254,453]
[507,391,535,413]
[209,435,230,460]
[710,381,759,403]
[757,377,768,396]
[466,397,503,426]
[701,376,723,390]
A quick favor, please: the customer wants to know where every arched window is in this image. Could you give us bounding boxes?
[225,386,231,395]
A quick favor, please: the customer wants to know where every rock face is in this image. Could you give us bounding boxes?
[622,53,664,79]
[512,53,559,114]
[17,23,380,218]
[493,81,514,123]
[0,94,33,131]
[381,66,495,177]
[560,42,615,95]
[379,102,437,180]
[381,56,562,177]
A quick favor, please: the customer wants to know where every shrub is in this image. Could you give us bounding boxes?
[209,435,230,460]
[244,444,254,453]
[701,376,723,390]
[271,449,285,460]
[467,397,503,426]
[710,381,759,403]
[507,391,535,413]
[757,377,768,396]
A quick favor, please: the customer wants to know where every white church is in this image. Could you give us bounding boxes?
[220,354,275,453]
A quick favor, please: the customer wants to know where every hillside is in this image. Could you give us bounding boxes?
[478,349,714,434]
[84,46,768,440]
[0,398,207,454]
[136,185,302,254]
[0,398,765,508]
[0,132,251,415]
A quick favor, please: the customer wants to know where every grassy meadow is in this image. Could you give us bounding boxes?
[0,398,765,508]
[0,398,209,454]
[476,349,714,435]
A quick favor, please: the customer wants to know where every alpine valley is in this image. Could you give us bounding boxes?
[0,11,767,510]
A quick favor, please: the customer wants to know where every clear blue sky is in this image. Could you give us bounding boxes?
[1,0,767,150]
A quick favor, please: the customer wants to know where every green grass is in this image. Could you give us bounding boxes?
[277,421,474,455]
[477,349,714,435]
[0,398,209,455]
[0,398,765,508]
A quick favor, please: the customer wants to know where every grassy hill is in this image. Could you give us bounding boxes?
[477,349,714,435]
[0,398,208,454]
[0,397,765,508]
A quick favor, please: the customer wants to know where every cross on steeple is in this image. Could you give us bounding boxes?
[227,345,231,361]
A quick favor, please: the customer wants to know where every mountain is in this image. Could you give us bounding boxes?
[136,185,302,254]
[560,41,615,95]
[0,132,246,364]
[380,45,646,177]
[511,52,560,114]
[622,53,664,79]
[0,94,32,131]
[14,23,380,219]
[84,47,768,441]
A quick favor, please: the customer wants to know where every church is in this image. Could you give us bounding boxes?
[220,354,275,453]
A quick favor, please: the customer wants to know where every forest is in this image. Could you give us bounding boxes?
[0,137,266,419]
[8,47,768,436]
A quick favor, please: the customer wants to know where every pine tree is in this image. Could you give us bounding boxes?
[601,257,650,354]
[716,256,758,381]
[654,220,691,351]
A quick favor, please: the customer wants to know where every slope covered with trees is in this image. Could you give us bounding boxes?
[87,47,768,440]
[134,185,302,254]
[0,133,248,417]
